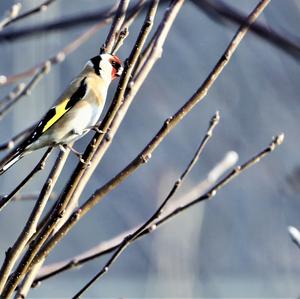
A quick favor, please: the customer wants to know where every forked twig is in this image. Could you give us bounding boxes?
[72,111,220,298]
[73,132,283,298]
[0,2,270,296]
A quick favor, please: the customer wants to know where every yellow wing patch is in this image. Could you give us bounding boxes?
[42,99,69,133]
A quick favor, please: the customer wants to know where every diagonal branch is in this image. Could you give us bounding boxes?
[0,1,160,296]
[0,148,52,213]
[72,111,220,298]
[72,133,283,298]
[101,0,130,54]
[0,149,68,292]
[0,62,51,121]
[191,0,300,59]
[9,1,271,293]
[0,124,35,152]
[0,3,22,30]
[26,151,235,284]
[2,0,57,29]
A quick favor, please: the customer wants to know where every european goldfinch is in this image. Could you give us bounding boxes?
[0,53,123,175]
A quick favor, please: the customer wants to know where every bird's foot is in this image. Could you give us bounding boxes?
[63,145,90,166]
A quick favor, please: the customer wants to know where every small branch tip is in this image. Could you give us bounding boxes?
[275,133,284,145]
[0,75,7,84]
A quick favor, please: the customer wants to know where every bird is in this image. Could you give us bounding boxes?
[0,53,123,175]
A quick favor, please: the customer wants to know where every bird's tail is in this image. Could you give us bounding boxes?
[0,149,24,175]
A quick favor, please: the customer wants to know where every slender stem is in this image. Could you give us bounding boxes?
[6,1,269,295]
[0,148,52,213]
[0,1,159,296]
[102,0,130,54]
[0,3,22,30]
[4,0,57,28]
[27,152,237,284]
[0,124,35,152]
[72,111,220,298]
[1,20,114,86]
[0,62,51,121]
[75,134,283,298]
[0,149,68,292]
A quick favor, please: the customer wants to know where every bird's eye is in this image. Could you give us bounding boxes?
[111,60,119,68]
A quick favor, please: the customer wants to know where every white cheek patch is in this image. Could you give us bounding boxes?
[99,59,113,84]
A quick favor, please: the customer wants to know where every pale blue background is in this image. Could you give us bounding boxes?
[0,0,300,297]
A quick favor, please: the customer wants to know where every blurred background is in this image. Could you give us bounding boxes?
[0,0,300,297]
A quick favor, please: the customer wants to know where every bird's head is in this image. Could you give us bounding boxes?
[87,53,123,84]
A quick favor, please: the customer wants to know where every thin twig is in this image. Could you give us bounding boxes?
[0,1,159,295]
[0,0,160,43]
[14,260,43,299]
[2,1,267,295]
[112,27,129,54]
[30,151,237,284]
[0,124,35,152]
[32,0,160,262]
[43,0,176,253]
[0,148,52,213]
[72,134,284,298]
[0,0,298,60]
[1,20,114,86]
[10,192,57,202]
[191,0,300,59]
[2,0,57,29]
[101,0,130,54]
[0,83,25,109]
[0,62,51,121]
[75,132,283,298]
[288,226,300,250]
[0,3,22,30]
[0,149,68,292]
[72,111,220,298]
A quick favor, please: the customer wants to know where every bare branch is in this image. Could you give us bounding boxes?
[10,192,56,202]
[72,111,220,297]
[0,149,67,291]
[3,0,57,29]
[46,0,181,252]
[0,148,52,213]
[0,0,298,61]
[75,134,283,297]
[191,0,300,59]
[29,151,237,283]
[0,1,160,295]
[101,0,130,54]
[1,21,111,86]
[0,124,35,152]
[288,226,300,250]
[0,62,51,121]
[1,2,270,295]
[112,27,129,54]
[0,3,22,30]
[0,83,25,109]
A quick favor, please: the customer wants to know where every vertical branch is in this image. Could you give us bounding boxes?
[0,150,68,292]
[24,0,270,285]
[101,0,130,54]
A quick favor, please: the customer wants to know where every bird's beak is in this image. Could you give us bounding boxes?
[116,66,123,77]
